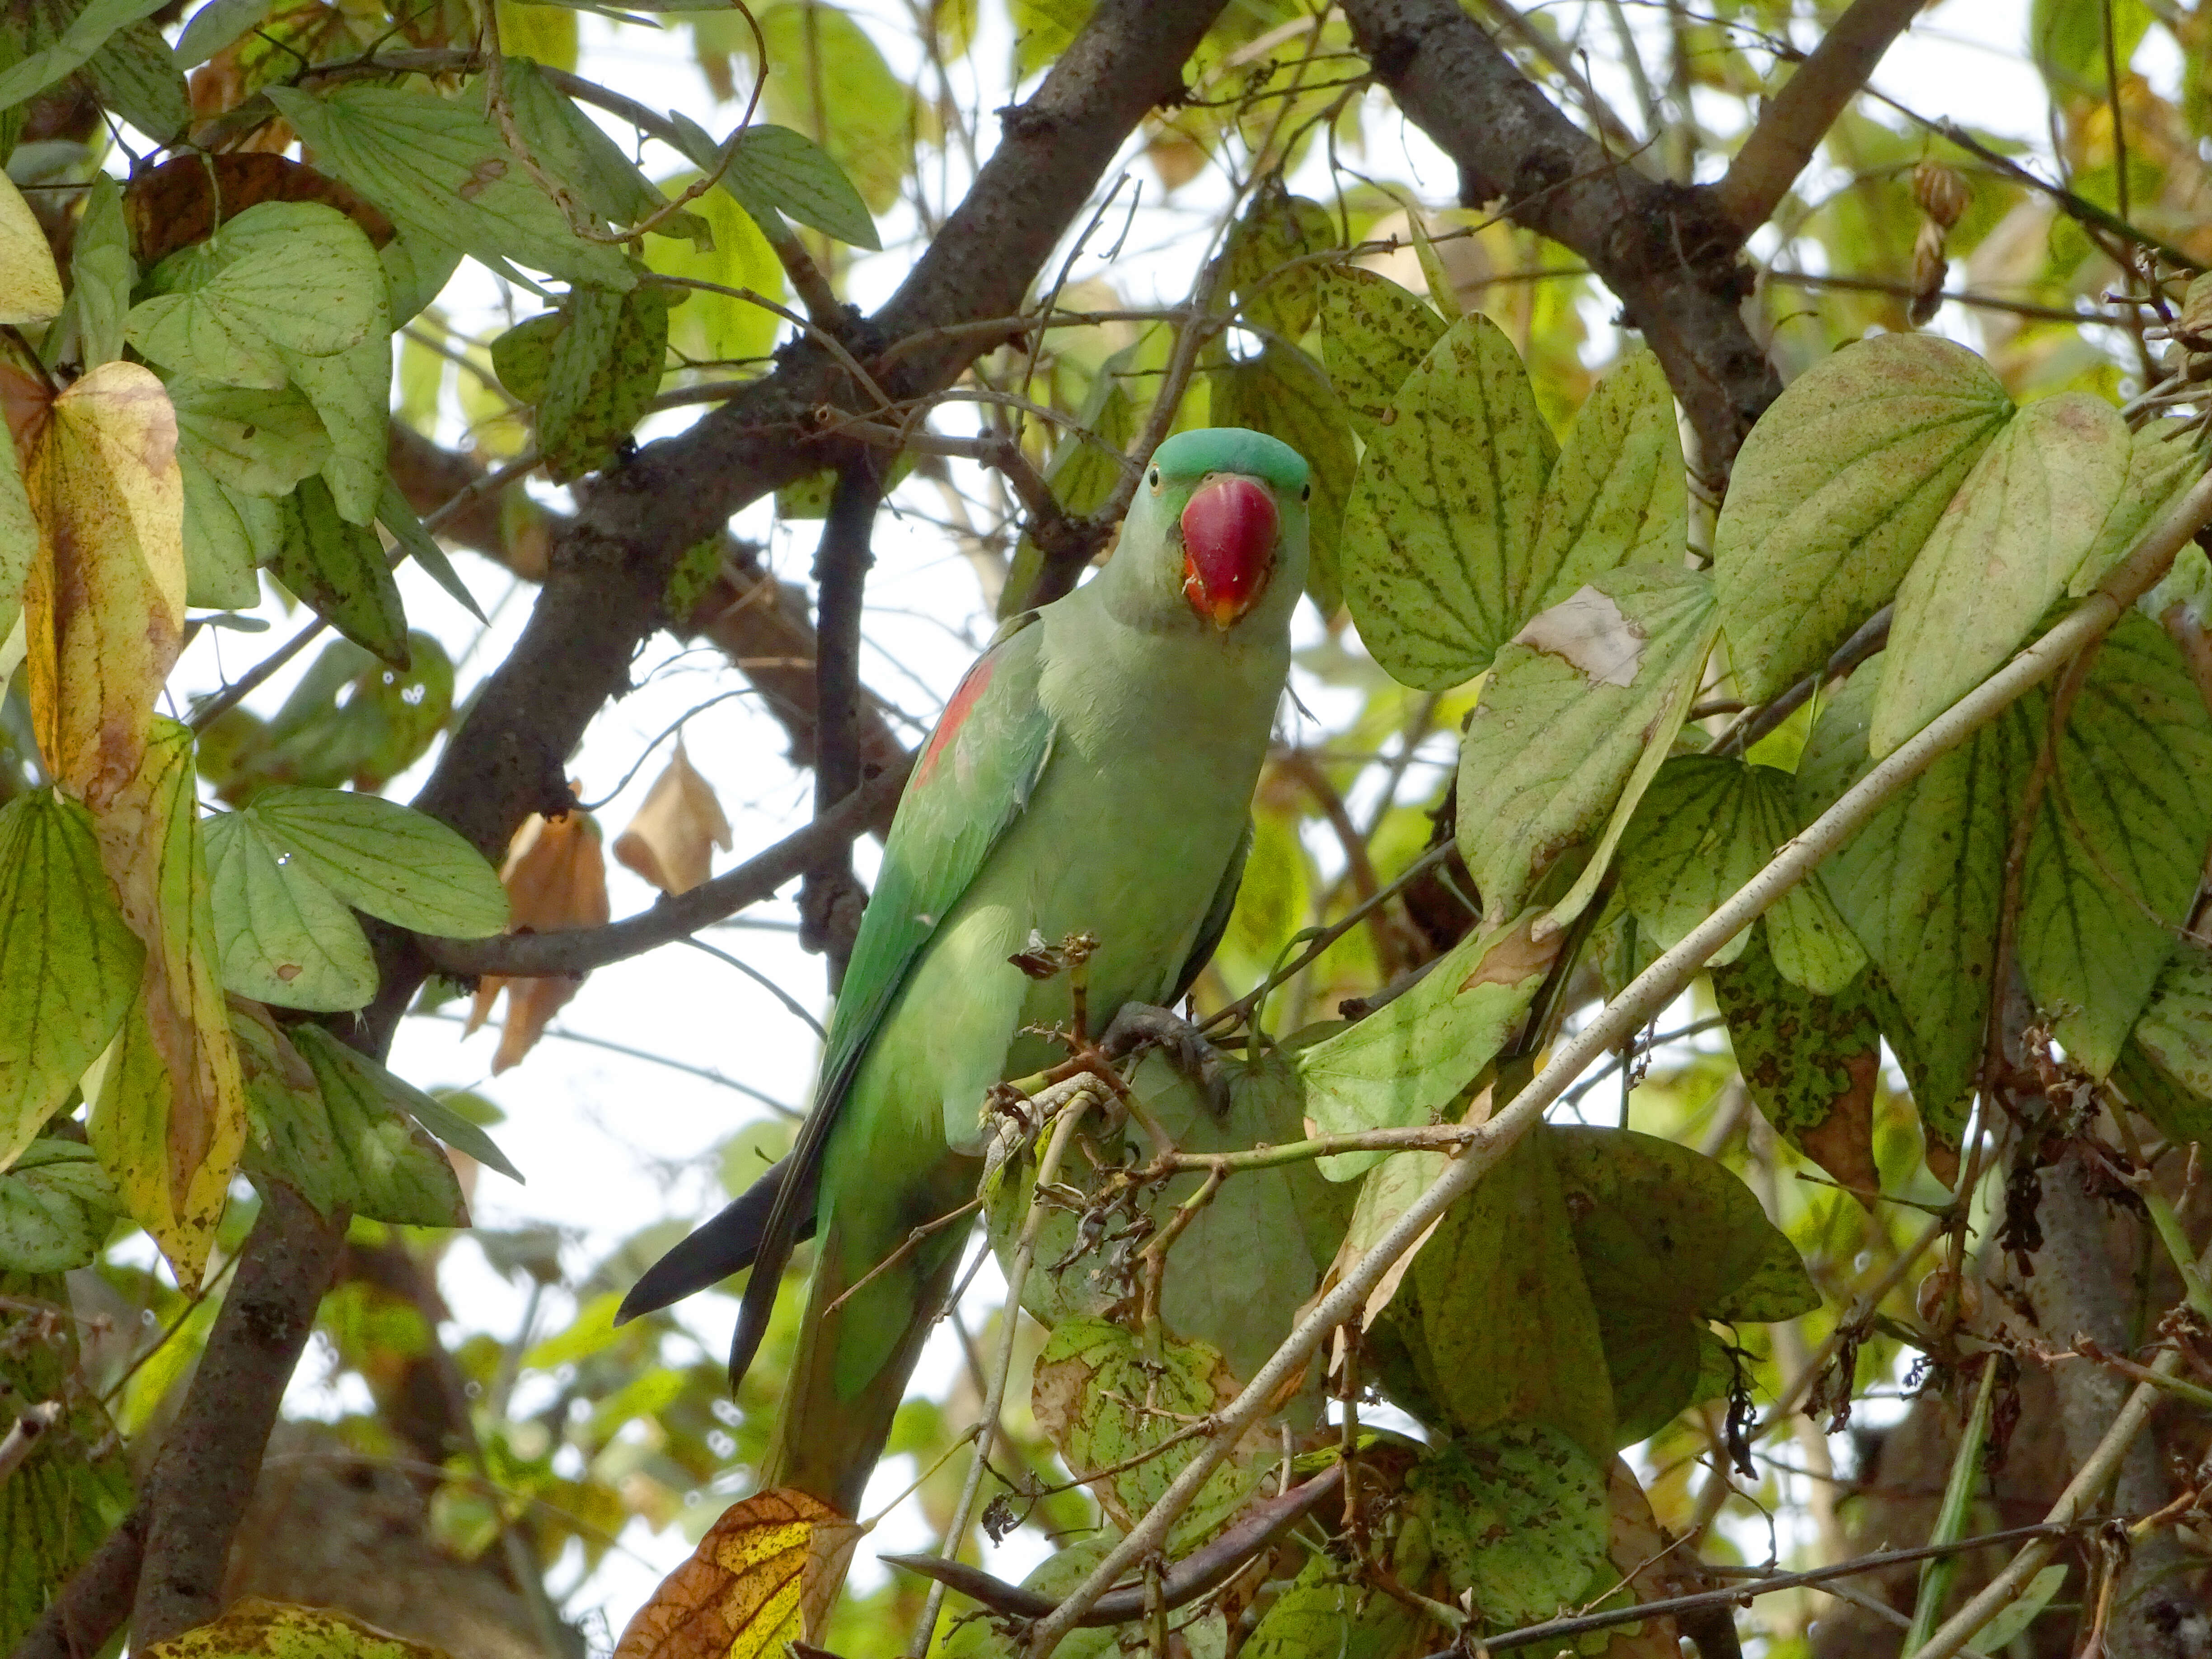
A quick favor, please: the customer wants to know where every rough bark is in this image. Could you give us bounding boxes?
[1340,0,1781,478]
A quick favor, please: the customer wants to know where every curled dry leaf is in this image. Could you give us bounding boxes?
[467,797,610,1073]
[21,361,184,810]
[613,742,731,896]
[614,1488,858,1659]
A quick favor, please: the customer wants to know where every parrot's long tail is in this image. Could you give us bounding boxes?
[763,1172,975,1517]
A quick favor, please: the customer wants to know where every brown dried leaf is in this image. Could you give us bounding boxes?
[125,153,394,268]
[613,1489,858,1659]
[467,799,609,1073]
[612,742,730,896]
[22,361,183,810]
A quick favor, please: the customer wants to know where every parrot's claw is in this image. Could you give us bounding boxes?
[1101,1003,1235,1119]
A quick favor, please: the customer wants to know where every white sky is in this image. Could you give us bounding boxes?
[129,0,2107,1629]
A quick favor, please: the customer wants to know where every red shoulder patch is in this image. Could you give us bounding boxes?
[916,653,997,784]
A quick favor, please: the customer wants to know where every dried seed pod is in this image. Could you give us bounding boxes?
[1913,159,1972,233]
[1910,219,1949,326]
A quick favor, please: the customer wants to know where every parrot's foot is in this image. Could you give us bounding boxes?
[1100,1003,1234,1119]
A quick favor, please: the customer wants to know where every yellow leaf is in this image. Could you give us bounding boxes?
[467,797,609,1073]
[23,361,185,809]
[0,170,63,325]
[139,1598,455,1659]
[87,720,248,1285]
[613,741,731,896]
[614,1488,858,1659]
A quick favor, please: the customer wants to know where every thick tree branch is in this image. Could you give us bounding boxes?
[1711,0,1921,235]
[800,461,882,986]
[127,1186,351,1646]
[386,426,908,830]
[1340,0,1780,475]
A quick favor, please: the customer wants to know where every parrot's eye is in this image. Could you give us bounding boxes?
[1300,483,1311,501]
[1148,467,1161,491]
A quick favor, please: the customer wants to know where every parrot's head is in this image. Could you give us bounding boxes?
[1118,427,1309,635]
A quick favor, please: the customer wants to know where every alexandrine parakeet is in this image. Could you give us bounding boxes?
[617,427,1312,1515]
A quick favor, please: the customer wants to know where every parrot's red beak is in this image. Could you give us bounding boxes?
[1180,475,1277,630]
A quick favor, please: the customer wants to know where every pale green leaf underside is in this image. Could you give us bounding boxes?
[250,786,509,938]
[203,810,379,1012]
[128,202,384,386]
[1873,391,2128,757]
[1525,346,1686,612]
[2015,615,2212,1076]
[1408,1425,1611,1631]
[1319,267,1443,447]
[1620,755,1864,994]
[169,380,332,499]
[1340,311,1558,689]
[261,84,636,292]
[1297,912,1556,1182]
[179,454,272,610]
[0,1141,119,1274]
[1714,333,2011,702]
[1797,661,2002,1140]
[287,1025,470,1227]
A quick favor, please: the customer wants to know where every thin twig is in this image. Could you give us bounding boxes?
[0,1402,63,1488]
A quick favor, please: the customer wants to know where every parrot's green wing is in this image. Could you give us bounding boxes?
[1172,817,1251,1003]
[726,612,1057,1383]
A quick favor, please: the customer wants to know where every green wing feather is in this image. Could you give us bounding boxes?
[1172,817,1251,1004]
[726,612,1056,1383]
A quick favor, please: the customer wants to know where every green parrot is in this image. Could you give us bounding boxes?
[616,427,1312,1516]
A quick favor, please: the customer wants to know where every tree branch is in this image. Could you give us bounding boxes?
[1711,0,1921,235]
[1340,0,1780,476]
[427,766,910,979]
[127,1186,351,1645]
[800,460,883,987]
[385,425,908,832]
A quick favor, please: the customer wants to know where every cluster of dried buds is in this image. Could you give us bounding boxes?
[1909,159,1973,327]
